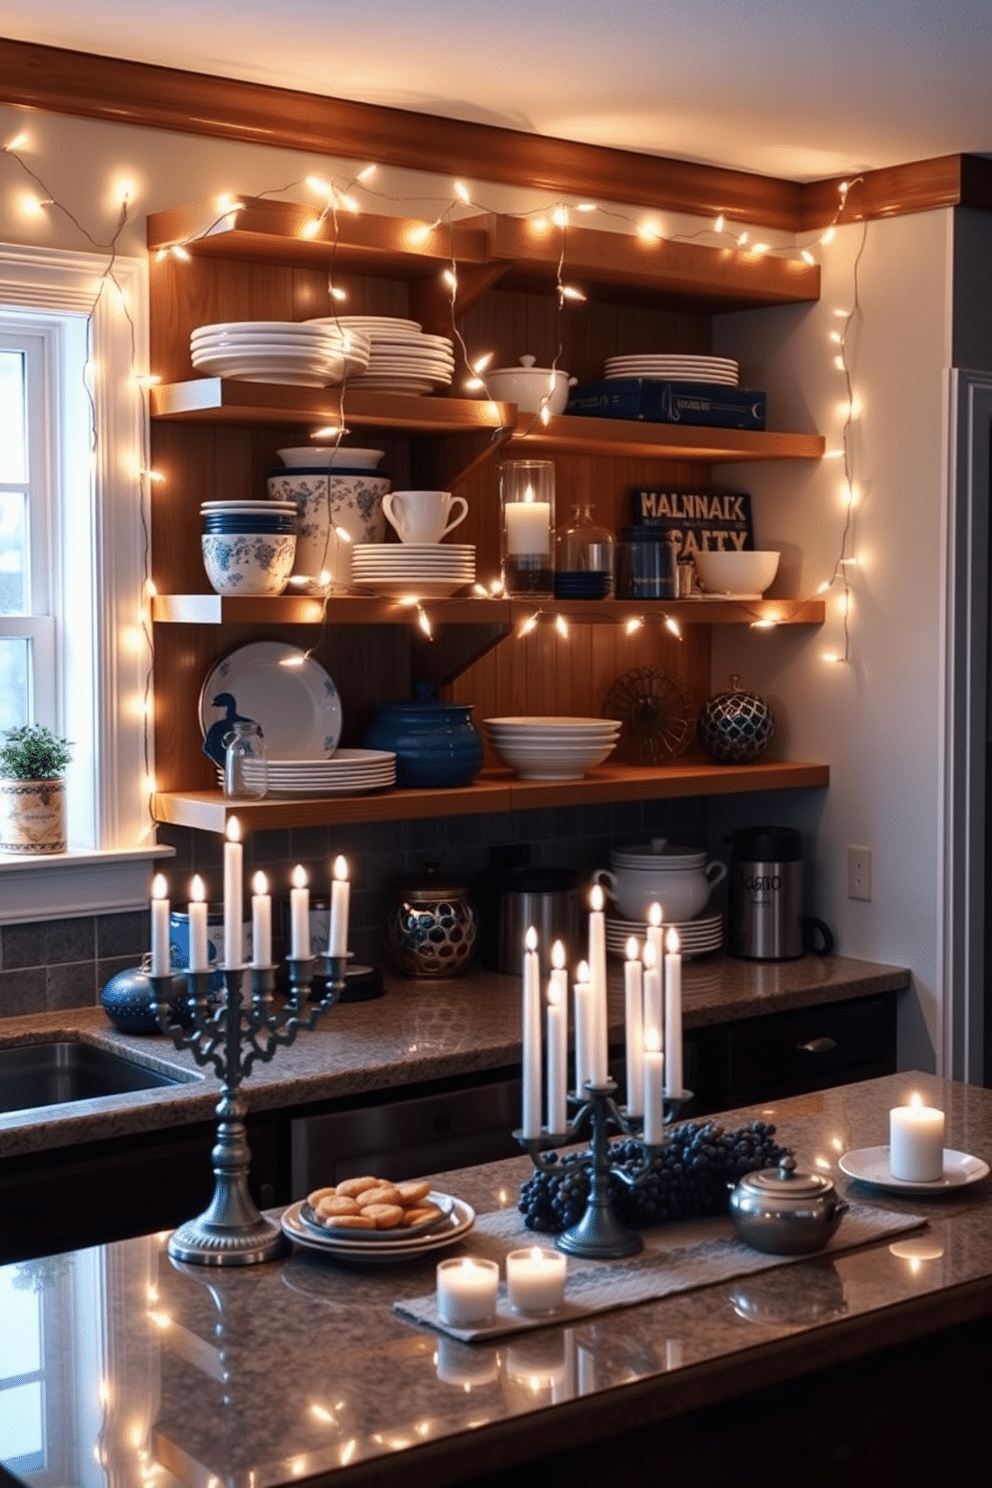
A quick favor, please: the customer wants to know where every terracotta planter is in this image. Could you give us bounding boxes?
[0,777,67,854]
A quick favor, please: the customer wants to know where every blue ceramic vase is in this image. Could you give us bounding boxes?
[363,684,483,788]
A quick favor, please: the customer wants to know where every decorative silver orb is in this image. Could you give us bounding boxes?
[698,674,775,764]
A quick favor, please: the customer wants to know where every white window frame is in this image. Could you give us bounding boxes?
[0,243,171,922]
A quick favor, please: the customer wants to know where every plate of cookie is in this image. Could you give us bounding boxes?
[300,1177,454,1241]
[280,1176,475,1263]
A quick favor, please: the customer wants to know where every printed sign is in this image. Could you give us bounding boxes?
[629,488,753,560]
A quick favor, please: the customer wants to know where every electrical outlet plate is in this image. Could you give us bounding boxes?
[847,846,872,901]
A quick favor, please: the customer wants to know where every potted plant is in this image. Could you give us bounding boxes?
[0,724,73,854]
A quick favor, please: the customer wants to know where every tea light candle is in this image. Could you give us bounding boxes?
[250,871,271,968]
[222,817,243,968]
[546,941,569,1134]
[328,854,350,957]
[506,1246,568,1316]
[188,875,209,973]
[890,1095,945,1182]
[664,927,682,1098]
[289,865,310,961]
[624,937,644,1118]
[521,926,543,1139]
[436,1257,499,1328]
[150,874,170,976]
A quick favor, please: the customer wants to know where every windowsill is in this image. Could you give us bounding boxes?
[0,845,175,924]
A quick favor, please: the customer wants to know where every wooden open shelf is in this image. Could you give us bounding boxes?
[153,760,831,834]
[151,593,826,627]
[149,380,512,432]
[505,414,824,463]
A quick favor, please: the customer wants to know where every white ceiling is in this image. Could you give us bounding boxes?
[4,0,992,181]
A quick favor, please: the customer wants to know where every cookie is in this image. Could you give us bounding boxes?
[355,1183,403,1210]
[315,1194,361,1218]
[396,1180,431,1206]
[336,1176,380,1198]
[323,1212,376,1230]
[306,1186,338,1207]
[362,1203,405,1229]
[401,1203,441,1228]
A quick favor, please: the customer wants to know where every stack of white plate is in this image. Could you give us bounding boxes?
[309,315,455,394]
[213,748,396,797]
[604,354,739,385]
[605,910,724,960]
[351,543,475,598]
[190,321,371,387]
[483,716,622,781]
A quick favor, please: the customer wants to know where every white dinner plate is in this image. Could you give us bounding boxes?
[838,1146,990,1193]
[351,577,472,597]
[281,1193,474,1262]
[199,642,342,762]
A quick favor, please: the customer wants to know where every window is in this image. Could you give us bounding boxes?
[0,243,170,919]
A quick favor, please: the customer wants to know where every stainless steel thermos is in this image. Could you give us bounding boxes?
[727,826,832,961]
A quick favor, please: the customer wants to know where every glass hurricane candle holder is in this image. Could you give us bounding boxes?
[500,459,555,597]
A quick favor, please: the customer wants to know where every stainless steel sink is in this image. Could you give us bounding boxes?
[0,1039,197,1115]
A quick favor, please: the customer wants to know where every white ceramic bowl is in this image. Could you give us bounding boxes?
[484,357,573,416]
[488,740,617,780]
[267,471,389,591]
[276,447,385,470]
[693,549,780,597]
[593,857,727,922]
[201,532,296,596]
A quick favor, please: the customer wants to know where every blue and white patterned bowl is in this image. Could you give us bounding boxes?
[266,470,389,591]
[201,532,297,595]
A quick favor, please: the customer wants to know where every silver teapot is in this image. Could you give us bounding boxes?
[728,1155,849,1255]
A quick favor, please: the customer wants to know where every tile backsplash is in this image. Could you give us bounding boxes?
[0,797,708,1018]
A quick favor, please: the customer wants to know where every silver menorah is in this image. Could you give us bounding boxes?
[150,954,347,1266]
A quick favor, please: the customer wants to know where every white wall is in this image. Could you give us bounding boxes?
[711,210,954,1070]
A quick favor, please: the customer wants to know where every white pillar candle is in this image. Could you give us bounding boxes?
[436,1256,499,1328]
[624,936,644,1118]
[222,817,243,968]
[150,874,170,977]
[250,871,271,968]
[505,499,551,555]
[664,927,683,1099]
[547,941,569,1134]
[188,874,209,973]
[328,854,350,957]
[642,939,663,1060]
[643,1030,665,1145]
[289,864,311,960]
[573,960,593,1094]
[521,926,543,1138]
[505,1246,568,1316]
[889,1096,945,1182]
[587,884,609,1087]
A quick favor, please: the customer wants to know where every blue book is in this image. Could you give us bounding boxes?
[565,379,766,430]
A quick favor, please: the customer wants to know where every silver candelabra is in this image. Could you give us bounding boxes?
[150,953,347,1266]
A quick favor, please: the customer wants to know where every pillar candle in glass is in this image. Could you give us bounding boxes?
[506,1246,568,1316]
[500,458,554,596]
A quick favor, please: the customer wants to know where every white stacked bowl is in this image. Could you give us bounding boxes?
[484,716,622,781]
[200,500,297,596]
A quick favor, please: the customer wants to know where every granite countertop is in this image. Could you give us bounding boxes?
[0,954,910,1158]
[0,1071,987,1488]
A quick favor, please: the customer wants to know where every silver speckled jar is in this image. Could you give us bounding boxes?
[387,862,479,978]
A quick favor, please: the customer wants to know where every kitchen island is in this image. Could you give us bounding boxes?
[1,1071,989,1488]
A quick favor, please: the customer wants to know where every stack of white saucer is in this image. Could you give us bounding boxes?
[350,543,475,598]
[604,353,739,385]
[190,321,371,387]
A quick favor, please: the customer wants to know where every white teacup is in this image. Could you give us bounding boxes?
[383,489,468,544]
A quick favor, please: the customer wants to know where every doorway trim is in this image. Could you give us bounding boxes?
[942,368,992,1082]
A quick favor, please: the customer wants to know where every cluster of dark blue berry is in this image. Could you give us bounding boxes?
[518,1120,789,1233]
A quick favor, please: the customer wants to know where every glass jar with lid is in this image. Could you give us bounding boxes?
[223,720,268,799]
[553,502,616,599]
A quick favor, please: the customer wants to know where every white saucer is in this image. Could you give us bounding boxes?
[838,1146,990,1193]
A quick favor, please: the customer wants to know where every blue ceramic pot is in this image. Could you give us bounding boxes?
[100,965,192,1034]
[364,687,483,788]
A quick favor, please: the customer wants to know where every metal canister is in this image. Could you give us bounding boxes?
[727,825,804,960]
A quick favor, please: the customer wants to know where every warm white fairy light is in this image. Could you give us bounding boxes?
[300,218,322,240]
[559,284,586,302]
[518,612,539,637]
[553,206,568,228]
[453,180,471,204]
[625,616,644,635]
[417,607,433,637]
[715,214,725,234]
[330,285,347,301]
[737,231,749,247]
[555,613,569,638]
[3,131,28,151]
[664,616,682,638]
[19,192,51,218]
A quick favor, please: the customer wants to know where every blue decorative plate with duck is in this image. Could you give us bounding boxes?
[199,641,342,765]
